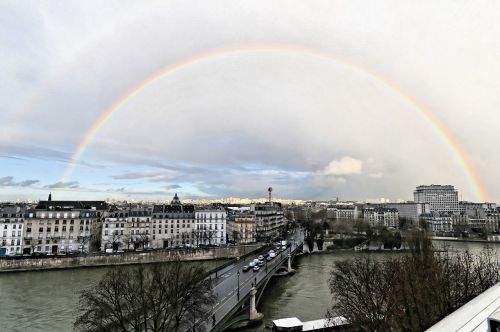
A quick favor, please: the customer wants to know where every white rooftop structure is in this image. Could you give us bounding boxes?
[427,283,500,331]
[273,317,302,329]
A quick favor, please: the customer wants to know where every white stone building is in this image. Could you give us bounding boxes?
[0,206,25,256]
[195,206,227,246]
[363,207,399,228]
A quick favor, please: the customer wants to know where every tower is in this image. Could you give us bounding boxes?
[48,192,52,201]
[268,187,272,203]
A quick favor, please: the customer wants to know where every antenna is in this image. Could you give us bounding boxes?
[268,187,273,203]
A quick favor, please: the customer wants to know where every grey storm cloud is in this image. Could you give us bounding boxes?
[0,176,40,187]
[44,181,80,189]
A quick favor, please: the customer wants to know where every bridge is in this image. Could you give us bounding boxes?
[195,230,304,332]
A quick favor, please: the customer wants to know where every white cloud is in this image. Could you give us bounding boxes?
[369,172,383,179]
[323,157,362,176]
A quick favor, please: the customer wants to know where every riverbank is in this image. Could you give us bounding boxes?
[0,244,263,273]
[430,236,497,243]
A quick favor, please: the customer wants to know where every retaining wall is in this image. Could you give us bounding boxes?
[0,244,263,272]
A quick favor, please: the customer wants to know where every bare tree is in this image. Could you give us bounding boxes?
[74,257,216,332]
[77,235,90,254]
[327,230,500,331]
[106,233,122,252]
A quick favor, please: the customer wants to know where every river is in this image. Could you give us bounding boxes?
[0,241,498,332]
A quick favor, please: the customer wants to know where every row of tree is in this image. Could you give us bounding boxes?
[328,230,500,331]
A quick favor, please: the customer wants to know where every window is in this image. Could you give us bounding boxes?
[38,227,43,233]
[13,225,16,229]
[47,227,51,233]
[62,226,66,231]
[69,226,74,232]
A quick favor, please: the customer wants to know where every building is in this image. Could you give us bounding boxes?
[414,185,459,214]
[250,202,284,240]
[363,207,399,228]
[326,204,360,220]
[27,199,108,255]
[485,208,500,234]
[194,205,227,246]
[420,212,454,233]
[228,211,256,244]
[152,199,195,249]
[386,202,430,226]
[0,206,26,256]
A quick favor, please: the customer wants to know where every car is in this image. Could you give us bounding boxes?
[242,265,250,272]
[258,255,264,261]
[253,266,260,272]
[282,246,286,250]
[270,252,276,258]
[258,260,265,267]
[249,261,256,267]
[266,256,272,261]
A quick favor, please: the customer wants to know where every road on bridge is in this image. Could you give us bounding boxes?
[195,229,304,332]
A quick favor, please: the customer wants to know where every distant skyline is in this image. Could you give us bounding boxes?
[2,1,500,202]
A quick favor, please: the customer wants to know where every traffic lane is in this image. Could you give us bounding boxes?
[209,245,274,287]
[214,232,303,283]
[200,244,301,330]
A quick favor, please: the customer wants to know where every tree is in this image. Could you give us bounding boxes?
[77,235,90,253]
[89,234,102,253]
[327,229,500,331]
[232,230,240,243]
[74,257,216,332]
[106,233,122,252]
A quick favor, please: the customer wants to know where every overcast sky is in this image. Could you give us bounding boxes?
[1,0,499,202]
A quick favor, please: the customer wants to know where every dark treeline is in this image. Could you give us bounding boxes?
[328,230,500,331]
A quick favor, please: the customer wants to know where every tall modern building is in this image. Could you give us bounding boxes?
[413,185,459,214]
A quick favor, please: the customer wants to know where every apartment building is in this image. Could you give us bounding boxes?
[363,207,399,228]
[228,211,256,244]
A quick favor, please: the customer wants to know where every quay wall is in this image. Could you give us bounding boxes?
[0,244,263,273]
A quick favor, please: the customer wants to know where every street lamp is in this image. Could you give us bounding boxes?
[192,301,197,332]
[237,271,240,299]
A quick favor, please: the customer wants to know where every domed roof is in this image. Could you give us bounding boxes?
[171,193,181,205]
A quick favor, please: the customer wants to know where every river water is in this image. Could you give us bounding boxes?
[0,241,498,332]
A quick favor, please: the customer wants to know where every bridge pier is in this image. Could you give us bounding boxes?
[249,287,264,321]
[287,254,296,273]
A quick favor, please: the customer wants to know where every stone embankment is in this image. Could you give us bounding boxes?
[0,244,263,273]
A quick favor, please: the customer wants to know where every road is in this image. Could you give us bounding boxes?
[195,229,304,331]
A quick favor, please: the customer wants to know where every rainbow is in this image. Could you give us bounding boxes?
[60,43,488,201]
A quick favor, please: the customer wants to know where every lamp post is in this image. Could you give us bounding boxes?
[192,301,196,332]
[237,271,240,299]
